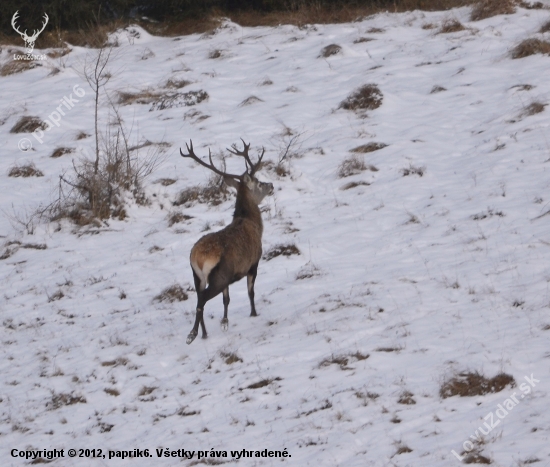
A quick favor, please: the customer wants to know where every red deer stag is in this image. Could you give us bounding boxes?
[180,140,274,344]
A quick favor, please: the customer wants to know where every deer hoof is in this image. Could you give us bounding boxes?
[221,318,228,331]
[186,331,198,345]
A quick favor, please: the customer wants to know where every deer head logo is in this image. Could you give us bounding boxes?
[11,11,49,54]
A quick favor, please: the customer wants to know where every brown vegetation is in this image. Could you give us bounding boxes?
[8,163,43,178]
[263,243,301,261]
[470,0,517,21]
[339,84,383,111]
[153,284,189,303]
[511,38,550,59]
[439,19,465,33]
[440,371,515,398]
[0,60,40,76]
[319,44,342,57]
[10,116,46,133]
[350,142,387,153]
[51,147,74,158]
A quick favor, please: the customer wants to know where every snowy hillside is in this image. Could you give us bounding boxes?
[1,3,550,466]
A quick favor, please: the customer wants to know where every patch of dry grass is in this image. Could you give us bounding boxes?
[350,142,387,153]
[339,84,383,111]
[522,101,547,116]
[51,147,74,158]
[153,284,189,303]
[470,0,517,21]
[439,19,466,33]
[8,163,43,178]
[10,116,46,133]
[220,350,243,364]
[511,38,550,59]
[167,211,192,227]
[173,176,230,207]
[263,244,301,261]
[440,371,515,398]
[340,181,371,190]
[540,20,550,33]
[319,44,342,57]
[338,155,377,178]
[0,60,40,76]
[47,392,86,410]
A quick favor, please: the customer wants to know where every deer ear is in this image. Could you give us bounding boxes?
[243,173,252,184]
[224,176,239,190]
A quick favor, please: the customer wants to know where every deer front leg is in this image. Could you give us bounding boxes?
[221,287,230,331]
[247,263,259,317]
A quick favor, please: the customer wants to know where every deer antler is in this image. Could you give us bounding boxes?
[11,11,25,38]
[227,138,265,176]
[32,13,49,39]
[11,11,48,40]
[180,140,243,180]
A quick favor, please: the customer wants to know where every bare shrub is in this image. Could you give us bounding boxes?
[439,19,465,33]
[350,142,387,153]
[52,131,158,224]
[263,244,301,261]
[440,372,515,398]
[470,0,516,21]
[153,284,189,303]
[339,84,383,111]
[8,163,43,178]
[430,85,447,93]
[338,155,366,178]
[10,116,46,133]
[319,44,342,57]
[511,38,550,59]
[266,127,304,177]
[76,131,90,140]
[51,147,74,158]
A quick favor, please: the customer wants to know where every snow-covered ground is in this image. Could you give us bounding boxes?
[1,3,550,465]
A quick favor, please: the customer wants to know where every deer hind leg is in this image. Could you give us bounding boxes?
[187,270,207,345]
[221,287,230,331]
[247,262,259,317]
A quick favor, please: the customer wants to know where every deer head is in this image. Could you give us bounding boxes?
[11,11,49,54]
[179,139,273,202]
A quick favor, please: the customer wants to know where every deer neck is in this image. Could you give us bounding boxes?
[233,184,262,229]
